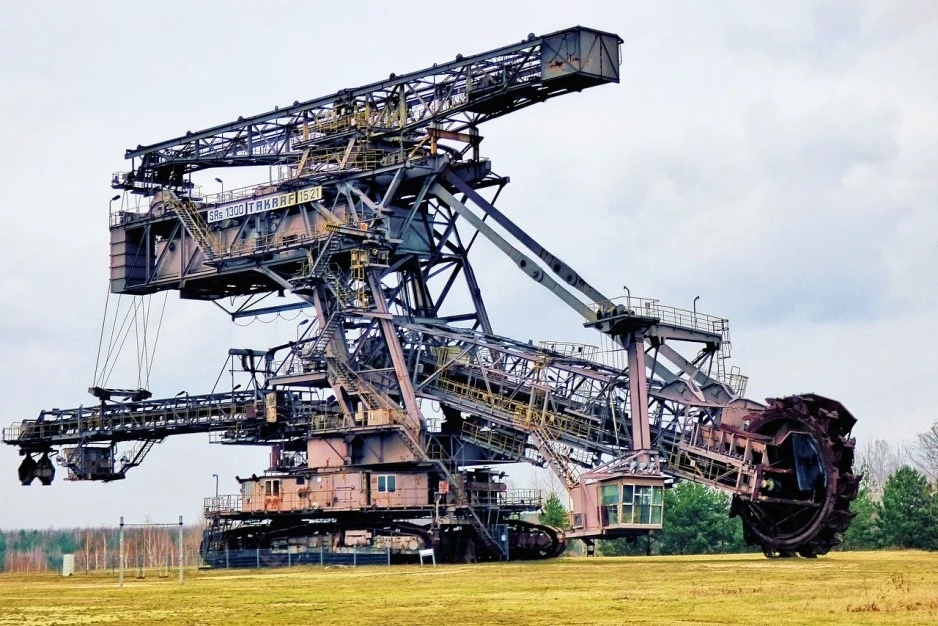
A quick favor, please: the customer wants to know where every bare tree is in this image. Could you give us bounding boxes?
[84,529,92,574]
[909,420,938,483]
[855,439,902,501]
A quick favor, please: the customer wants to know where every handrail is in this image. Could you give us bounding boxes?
[202,486,542,516]
[1,390,329,447]
[592,296,728,338]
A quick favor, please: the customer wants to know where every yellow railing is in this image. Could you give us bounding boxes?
[432,374,601,443]
[299,144,387,173]
[461,420,527,457]
[222,228,329,259]
[306,107,373,136]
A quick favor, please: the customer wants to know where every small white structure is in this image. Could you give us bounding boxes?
[418,548,436,566]
[62,554,75,577]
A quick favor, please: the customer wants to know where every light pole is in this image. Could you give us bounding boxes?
[109,194,121,216]
[212,473,219,498]
[622,285,631,310]
[693,295,700,327]
[214,177,224,202]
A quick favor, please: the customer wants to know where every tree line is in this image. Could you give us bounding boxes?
[538,419,938,556]
[842,427,938,550]
[0,525,203,574]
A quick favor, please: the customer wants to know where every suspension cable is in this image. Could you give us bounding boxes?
[91,282,112,386]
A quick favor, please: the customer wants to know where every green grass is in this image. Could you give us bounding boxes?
[1,551,937,625]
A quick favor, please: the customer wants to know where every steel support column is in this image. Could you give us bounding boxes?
[626,332,651,452]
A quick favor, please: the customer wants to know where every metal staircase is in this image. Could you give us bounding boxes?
[293,232,343,289]
[324,266,355,307]
[310,233,342,278]
[115,439,159,475]
[327,357,507,559]
[303,312,343,360]
[530,424,579,489]
[327,356,389,413]
[395,423,507,559]
[169,197,221,261]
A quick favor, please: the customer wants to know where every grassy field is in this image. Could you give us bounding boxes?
[0,551,936,625]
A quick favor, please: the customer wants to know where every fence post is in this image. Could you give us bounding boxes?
[118,517,124,588]
[178,516,184,585]
[256,548,260,569]
[387,547,391,566]
[320,544,324,567]
[226,546,229,569]
[288,551,291,568]
[353,545,357,567]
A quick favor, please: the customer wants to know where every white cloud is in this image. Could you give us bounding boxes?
[1,0,937,528]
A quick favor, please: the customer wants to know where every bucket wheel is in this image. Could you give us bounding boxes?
[731,394,860,557]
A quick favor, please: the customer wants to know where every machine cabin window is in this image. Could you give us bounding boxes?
[377,475,396,493]
[602,484,619,525]
[264,479,281,497]
[603,483,664,526]
[625,485,663,525]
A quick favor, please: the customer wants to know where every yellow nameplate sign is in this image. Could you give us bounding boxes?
[207,185,322,223]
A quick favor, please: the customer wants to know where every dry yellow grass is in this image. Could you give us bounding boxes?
[0,551,936,625]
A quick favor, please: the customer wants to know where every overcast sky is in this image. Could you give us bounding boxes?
[1,1,936,529]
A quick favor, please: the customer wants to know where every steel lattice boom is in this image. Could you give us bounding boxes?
[5,25,859,563]
[115,27,622,194]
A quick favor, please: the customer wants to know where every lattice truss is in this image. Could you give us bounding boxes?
[241,153,746,489]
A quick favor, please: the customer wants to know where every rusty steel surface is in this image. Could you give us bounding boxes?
[4,25,858,563]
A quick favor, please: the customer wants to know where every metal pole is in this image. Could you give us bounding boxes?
[212,473,219,498]
[178,516,184,585]
[693,295,700,327]
[256,548,260,568]
[118,516,124,588]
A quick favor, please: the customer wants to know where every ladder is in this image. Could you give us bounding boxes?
[308,232,342,280]
[324,266,356,308]
[303,312,343,359]
[328,356,387,413]
[116,439,159,475]
[531,424,578,490]
[169,196,221,261]
[394,418,507,560]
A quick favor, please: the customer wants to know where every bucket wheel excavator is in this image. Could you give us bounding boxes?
[4,26,859,562]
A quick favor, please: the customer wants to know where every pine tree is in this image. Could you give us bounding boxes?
[539,492,570,529]
[843,487,881,550]
[879,466,938,550]
[600,481,750,556]
[657,481,747,555]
